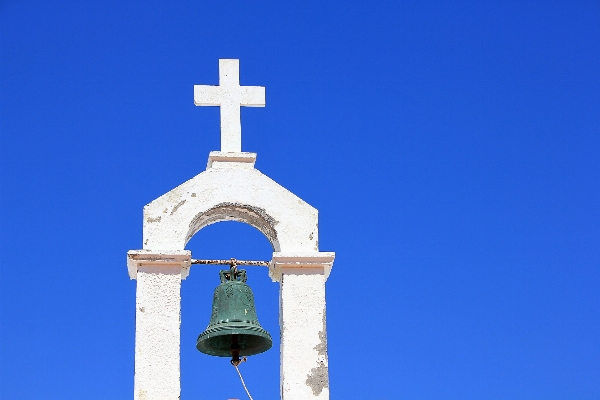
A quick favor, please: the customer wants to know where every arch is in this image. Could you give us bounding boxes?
[185,202,280,251]
[142,161,319,254]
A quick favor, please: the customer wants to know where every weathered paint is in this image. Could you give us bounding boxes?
[279,269,329,399]
[127,251,190,400]
[142,152,319,254]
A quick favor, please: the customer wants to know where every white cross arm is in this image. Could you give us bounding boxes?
[193,85,223,106]
[240,86,265,107]
[193,85,265,107]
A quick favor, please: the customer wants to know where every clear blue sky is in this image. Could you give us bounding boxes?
[1,1,599,399]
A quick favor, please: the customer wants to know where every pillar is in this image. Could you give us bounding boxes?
[271,253,335,400]
[127,250,191,400]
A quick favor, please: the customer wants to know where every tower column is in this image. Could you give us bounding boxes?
[127,250,191,400]
[271,253,335,400]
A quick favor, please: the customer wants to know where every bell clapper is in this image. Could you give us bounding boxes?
[229,334,247,367]
[231,356,247,367]
[230,334,253,399]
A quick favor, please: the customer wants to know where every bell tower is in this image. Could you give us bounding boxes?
[127,59,335,400]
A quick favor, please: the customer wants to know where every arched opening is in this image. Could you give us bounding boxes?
[185,202,281,252]
[181,221,279,399]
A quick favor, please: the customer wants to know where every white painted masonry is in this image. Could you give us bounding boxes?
[128,59,334,400]
[127,251,191,400]
[274,254,334,400]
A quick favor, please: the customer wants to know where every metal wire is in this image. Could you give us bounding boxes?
[190,258,269,267]
[234,364,254,400]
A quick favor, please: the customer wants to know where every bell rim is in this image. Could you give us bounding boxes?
[196,322,273,357]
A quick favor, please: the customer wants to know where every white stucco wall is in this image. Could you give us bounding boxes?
[280,270,329,399]
[143,152,318,254]
[128,251,190,400]
[135,267,182,400]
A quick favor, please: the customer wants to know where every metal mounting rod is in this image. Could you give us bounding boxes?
[190,258,270,267]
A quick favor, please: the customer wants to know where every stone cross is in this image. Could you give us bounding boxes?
[194,59,265,152]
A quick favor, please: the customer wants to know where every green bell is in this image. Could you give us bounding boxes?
[196,266,272,364]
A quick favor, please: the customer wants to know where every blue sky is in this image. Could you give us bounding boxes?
[1,1,599,399]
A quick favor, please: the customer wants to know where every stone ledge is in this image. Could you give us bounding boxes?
[206,151,257,169]
[127,249,192,280]
[269,252,335,282]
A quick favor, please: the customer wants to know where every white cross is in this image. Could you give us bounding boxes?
[194,59,265,153]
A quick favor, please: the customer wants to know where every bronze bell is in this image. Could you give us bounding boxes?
[197,266,272,364]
